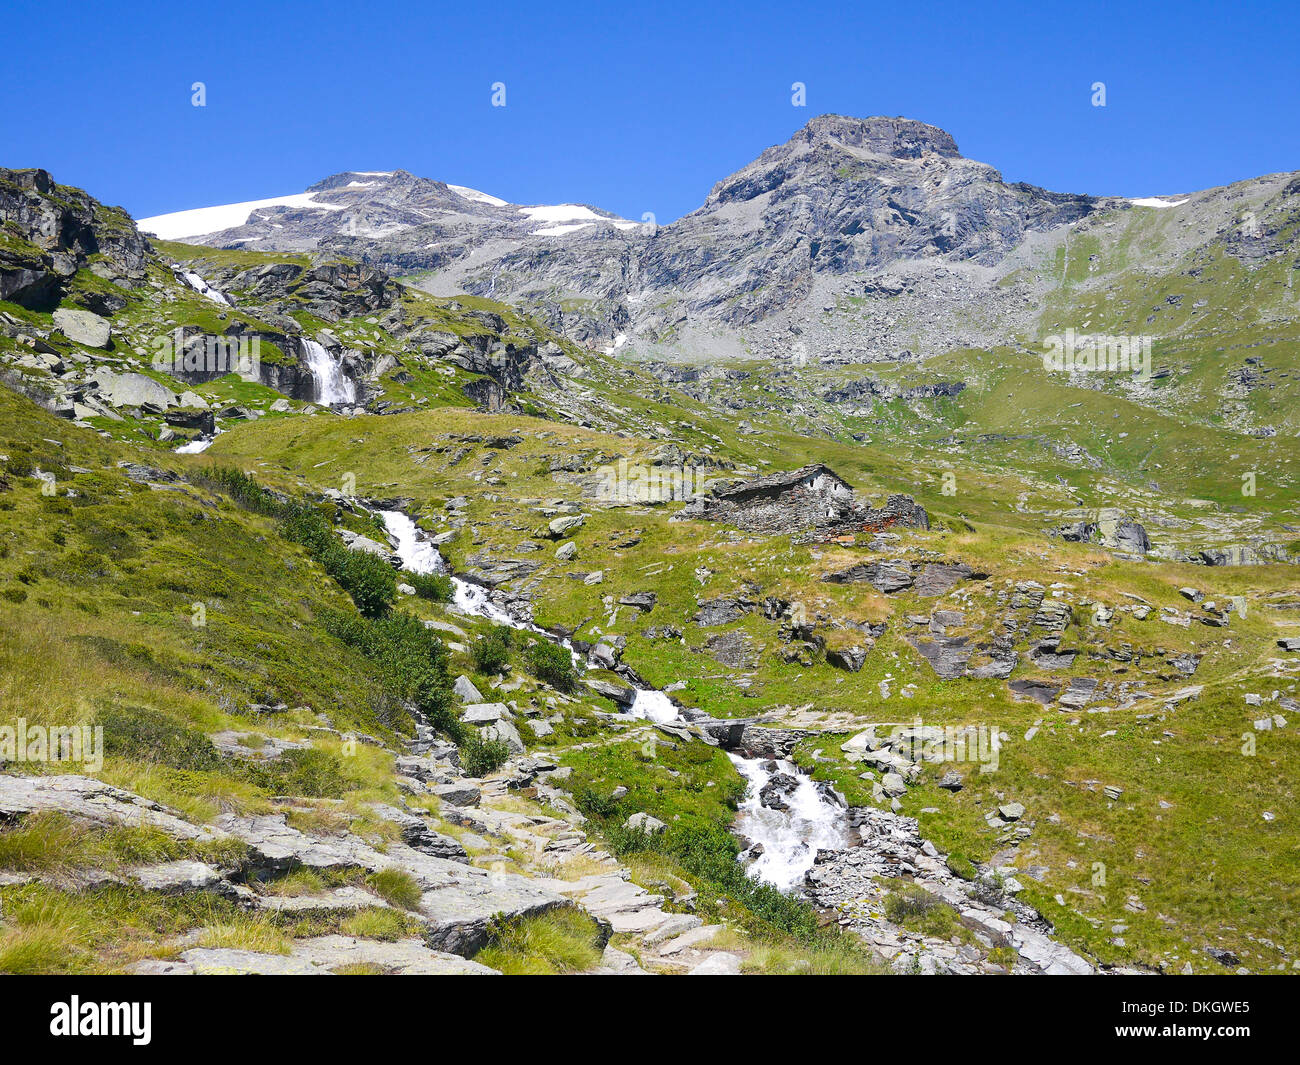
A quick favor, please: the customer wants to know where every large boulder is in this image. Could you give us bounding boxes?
[53,307,111,348]
[547,514,586,538]
[92,370,178,409]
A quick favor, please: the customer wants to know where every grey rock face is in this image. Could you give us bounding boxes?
[625,812,667,834]
[125,860,226,895]
[0,167,150,312]
[431,782,482,807]
[618,591,657,611]
[827,645,868,672]
[151,117,1112,359]
[908,634,973,679]
[52,308,111,348]
[693,596,754,627]
[1050,508,1150,555]
[704,630,758,669]
[92,369,177,408]
[0,775,225,842]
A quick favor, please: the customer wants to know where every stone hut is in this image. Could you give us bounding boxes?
[679,463,928,535]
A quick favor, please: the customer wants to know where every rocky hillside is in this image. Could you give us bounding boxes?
[2,156,1299,978]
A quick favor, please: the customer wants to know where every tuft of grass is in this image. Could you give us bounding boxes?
[338,907,411,941]
[0,924,80,975]
[196,917,292,955]
[945,853,978,881]
[475,906,604,975]
[365,868,422,910]
[737,937,886,975]
[884,882,970,942]
[0,813,244,875]
[0,812,88,872]
[256,868,327,897]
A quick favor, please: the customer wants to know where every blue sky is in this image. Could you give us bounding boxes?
[5,0,1298,223]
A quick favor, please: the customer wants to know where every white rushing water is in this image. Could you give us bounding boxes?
[303,339,356,406]
[728,755,851,892]
[381,509,447,577]
[174,437,214,454]
[627,688,681,724]
[376,506,847,892]
[172,264,230,306]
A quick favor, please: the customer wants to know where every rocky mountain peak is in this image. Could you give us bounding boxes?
[308,170,413,193]
[792,114,962,159]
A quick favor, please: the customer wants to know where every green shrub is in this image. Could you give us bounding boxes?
[96,704,219,771]
[324,610,454,734]
[407,571,453,602]
[526,639,577,692]
[203,469,396,617]
[458,730,510,777]
[471,626,513,676]
[328,545,398,618]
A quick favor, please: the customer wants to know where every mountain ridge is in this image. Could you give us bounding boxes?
[131,114,1300,364]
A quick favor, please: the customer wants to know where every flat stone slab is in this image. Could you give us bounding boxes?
[216,814,568,954]
[654,924,723,955]
[431,782,481,807]
[144,937,500,976]
[591,944,649,975]
[290,935,498,975]
[0,775,226,842]
[642,913,703,945]
[255,887,390,913]
[689,952,743,975]
[209,731,310,760]
[216,812,380,871]
[126,860,225,895]
[462,702,511,724]
[178,947,325,975]
[411,859,568,955]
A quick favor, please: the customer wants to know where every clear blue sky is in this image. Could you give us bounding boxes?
[4,0,1297,223]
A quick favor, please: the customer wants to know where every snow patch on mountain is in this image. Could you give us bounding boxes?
[138,193,346,240]
[449,184,509,207]
[1129,196,1189,208]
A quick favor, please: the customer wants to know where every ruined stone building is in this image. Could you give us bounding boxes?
[678,463,928,535]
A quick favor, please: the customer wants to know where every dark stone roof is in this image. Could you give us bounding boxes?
[712,463,853,499]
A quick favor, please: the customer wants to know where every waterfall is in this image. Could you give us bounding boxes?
[728,754,852,891]
[381,510,447,577]
[302,339,356,406]
[171,263,230,306]
[376,506,848,893]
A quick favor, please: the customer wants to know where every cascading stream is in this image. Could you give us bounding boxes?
[376,508,847,892]
[728,755,852,891]
[303,338,356,406]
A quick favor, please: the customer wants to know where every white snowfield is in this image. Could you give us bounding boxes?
[1129,196,1189,208]
[448,184,508,207]
[518,203,639,236]
[137,193,346,240]
[136,176,637,242]
[518,203,608,223]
